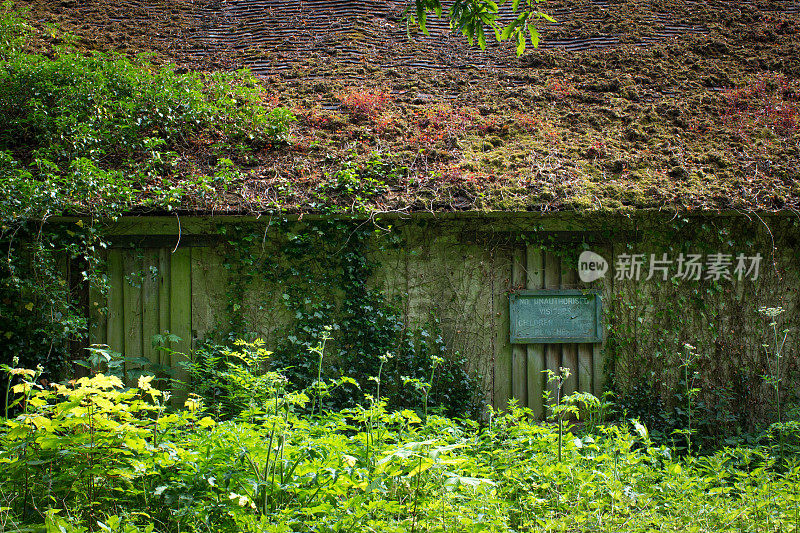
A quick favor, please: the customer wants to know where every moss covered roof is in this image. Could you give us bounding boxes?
[17,0,800,214]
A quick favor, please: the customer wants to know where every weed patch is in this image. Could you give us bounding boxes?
[2,358,800,532]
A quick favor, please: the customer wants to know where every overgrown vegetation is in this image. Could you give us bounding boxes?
[0,3,480,426]
[194,219,482,419]
[3,351,800,532]
[0,27,295,218]
[602,216,800,455]
[1,5,799,530]
[0,2,295,380]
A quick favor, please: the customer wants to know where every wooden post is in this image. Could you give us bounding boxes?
[578,345,593,394]
[592,244,609,398]
[578,265,595,396]
[544,252,560,407]
[511,248,527,407]
[592,343,604,397]
[122,250,143,382]
[141,251,160,369]
[561,267,578,396]
[106,249,125,357]
[169,247,192,403]
[88,251,107,347]
[158,248,171,367]
[493,247,512,411]
[526,247,546,419]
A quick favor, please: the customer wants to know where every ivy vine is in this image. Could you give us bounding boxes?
[204,218,483,418]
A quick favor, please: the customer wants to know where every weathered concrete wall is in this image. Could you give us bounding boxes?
[89,212,800,419]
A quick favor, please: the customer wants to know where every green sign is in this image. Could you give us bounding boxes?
[510,290,602,344]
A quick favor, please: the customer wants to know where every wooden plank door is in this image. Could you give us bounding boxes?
[504,245,604,417]
[100,246,192,400]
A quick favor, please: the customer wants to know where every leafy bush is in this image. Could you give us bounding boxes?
[0,49,294,192]
[614,372,746,453]
[180,338,288,419]
[0,4,296,386]
[760,420,800,457]
[0,0,27,60]
[0,370,195,525]
[3,360,800,532]
[187,322,481,421]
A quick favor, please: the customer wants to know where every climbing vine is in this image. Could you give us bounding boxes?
[603,215,800,450]
[0,4,296,387]
[202,218,483,418]
[498,213,799,450]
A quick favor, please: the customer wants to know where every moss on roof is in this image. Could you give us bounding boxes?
[12,0,800,214]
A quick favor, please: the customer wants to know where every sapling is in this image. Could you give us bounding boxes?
[0,361,42,519]
[759,306,789,424]
[759,305,790,461]
[403,355,444,424]
[674,343,700,454]
[152,390,171,446]
[404,354,444,533]
[365,351,393,471]
[543,367,579,463]
[566,390,609,433]
[235,369,294,514]
[309,325,332,417]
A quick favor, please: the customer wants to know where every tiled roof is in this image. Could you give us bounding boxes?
[19,0,800,213]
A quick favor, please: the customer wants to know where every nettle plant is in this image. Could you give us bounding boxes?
[4,352,800,532]
[181,338,279,419]
[673,343,701,453]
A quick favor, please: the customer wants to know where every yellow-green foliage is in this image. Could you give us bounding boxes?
[2,360,800,532]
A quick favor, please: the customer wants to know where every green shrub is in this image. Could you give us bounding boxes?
[3,360,800,532]
[180,338,284,419]
[0,1,27,60]
[211,220,483,420]
[0,3,296,384]
[0,49,293,188]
